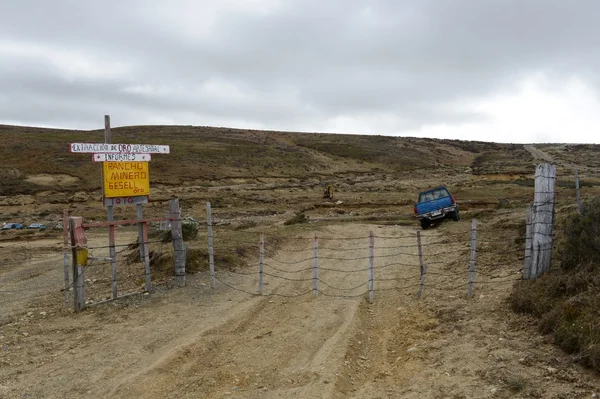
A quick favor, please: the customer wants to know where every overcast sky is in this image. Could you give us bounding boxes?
[1,0,600,143]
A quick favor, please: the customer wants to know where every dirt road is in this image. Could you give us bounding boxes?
[523,145,555,163]
[1,223,598,398]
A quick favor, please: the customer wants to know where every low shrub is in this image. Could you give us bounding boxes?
[284,212,309,226]
[510,198,600,370]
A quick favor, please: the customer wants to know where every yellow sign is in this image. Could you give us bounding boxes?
[102,162,150,198]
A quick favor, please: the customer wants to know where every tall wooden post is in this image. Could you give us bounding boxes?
[104,115,118,299]
[530,164,556,278]
[369,231,374,304]
[313,234,319,297]
[259,232,264,294]
[170,198,185,287]
[417,263,428,299]
[63,209,71,308]
[69,217,86,313]
[137,205,152,291]
[62,209,70,308]
[468,219,477,298]
[206,201,215,289]
[523,205,533,279]
[416,230,424,275]
[575,167,583,213]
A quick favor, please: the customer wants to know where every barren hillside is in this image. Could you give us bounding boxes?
[1,124,600,398]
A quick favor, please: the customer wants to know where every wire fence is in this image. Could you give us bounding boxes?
[0,215,525,320]
[205,223,524,301]
[0,162,590,315]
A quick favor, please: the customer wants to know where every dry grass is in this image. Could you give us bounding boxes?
[510,199,600,370]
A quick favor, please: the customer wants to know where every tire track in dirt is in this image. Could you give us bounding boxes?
[7,222,598,398]
[524,145,555,163]
[330,226,449,398]
[106,224,427,398]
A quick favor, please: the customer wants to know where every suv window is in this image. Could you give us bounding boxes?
[419,188,449,203]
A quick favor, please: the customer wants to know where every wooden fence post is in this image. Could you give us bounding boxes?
[137,205,152,292]
[206,201,215,289]
[468,219,477,298]
[416,230,424,275]
[530,163,556,278]
[170,198,185,287]
[417,263,428,299]
[259,232,264,295]
[62,209,70,308]
[523,205,533,279]
[313,234,319,297]
[369,231,374,304]
[575,167,583,213]
[69,217,86,313]
[104,115,118,300]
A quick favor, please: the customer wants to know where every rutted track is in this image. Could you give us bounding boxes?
[0,223,598,398]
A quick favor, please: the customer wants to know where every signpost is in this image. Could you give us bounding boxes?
[103,196,148,207]
[71,143,169,154]
[102,161,150,197]
[93,153,151,162]
[69,115,170,301]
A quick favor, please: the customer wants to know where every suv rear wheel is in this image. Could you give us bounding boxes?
[452,210,460,221]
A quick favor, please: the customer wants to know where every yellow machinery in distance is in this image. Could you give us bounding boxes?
[323,183,333,200]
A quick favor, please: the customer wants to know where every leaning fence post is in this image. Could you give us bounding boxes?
[468,219,477,298]
[575,167,583,213]
[69,217,86,313]
[62,209,70,308]
[417,263,428,299]
[170,198,185,287]
[206,201,215,289]
[259,232,264,295]
[369,231,374,304]
[313,234,319,297]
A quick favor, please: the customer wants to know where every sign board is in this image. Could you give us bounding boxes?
[71,143,169,154]
[102,162,150,198]
[93,153,151,162]
[103,195,149,207]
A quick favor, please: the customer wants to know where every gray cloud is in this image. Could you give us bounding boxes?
[1,0,599,138]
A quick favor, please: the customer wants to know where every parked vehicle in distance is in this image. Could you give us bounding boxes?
[1,223,25,230]
[27,223,47,231]
[414,186,459,229]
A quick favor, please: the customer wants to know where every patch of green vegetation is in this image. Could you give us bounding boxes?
[148,220,199,243]
[510,198,600,370]
[504,376,527,393]
[284,212,309,226]
[471,147,535,175]
[235,220,258,230]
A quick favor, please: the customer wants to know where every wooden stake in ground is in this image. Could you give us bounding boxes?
[369,231,374,304]
[416,230,424,275]
[137,205,152,292]
[69,217,87,313]
[170,198,185,287]
[468,219,477,298]
[575,167,583,213]
[206,201,215,289]
[530,163,556,278]
[417,263,428,299]
[259,232,264,295]
[62,209,70,308]
[313,234,319,297]
[104,115,118,299]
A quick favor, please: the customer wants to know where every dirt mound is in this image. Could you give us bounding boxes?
[25,173,80,187]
